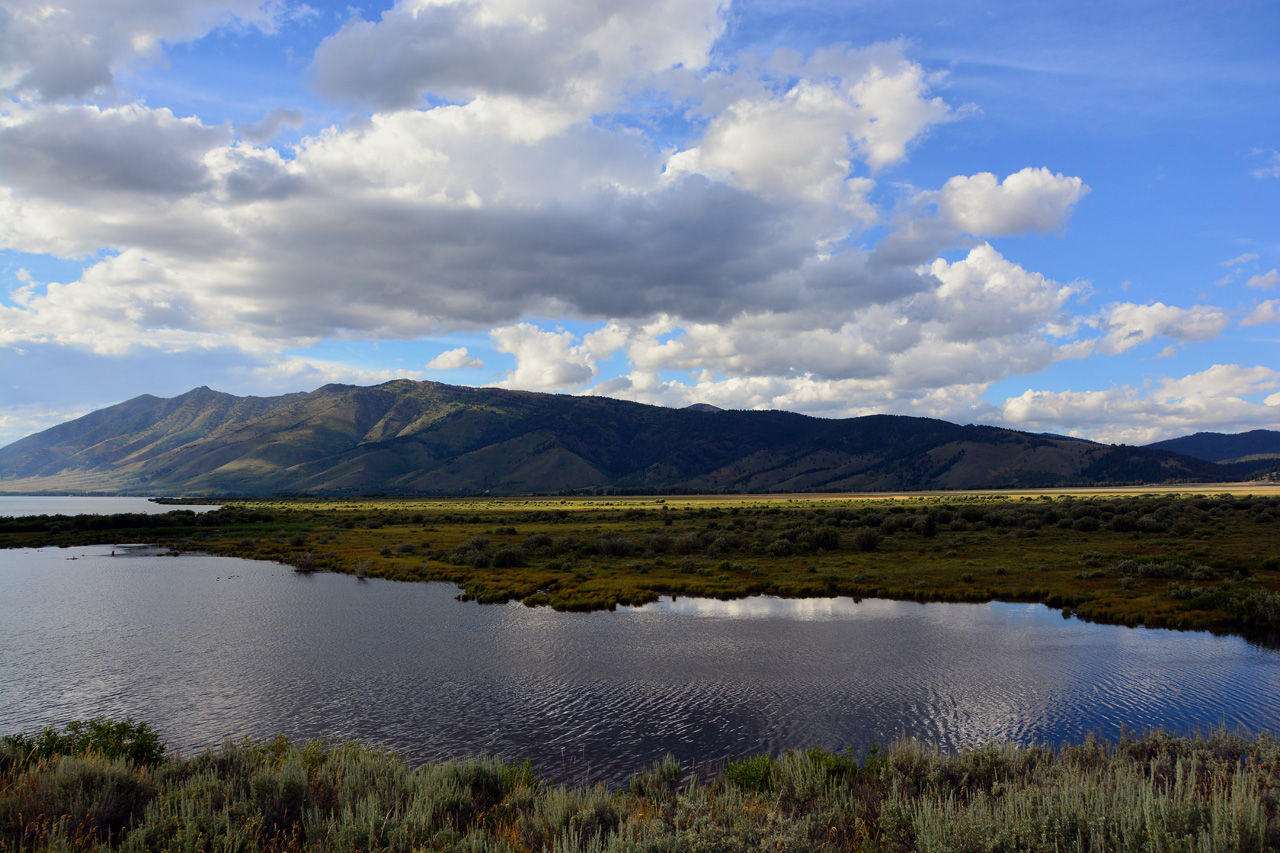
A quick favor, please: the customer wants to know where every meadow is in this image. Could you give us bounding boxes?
[3,489,1280,635]
[2,717,1278,852]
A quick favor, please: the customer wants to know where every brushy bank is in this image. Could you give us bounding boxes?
[2,719,1279,852]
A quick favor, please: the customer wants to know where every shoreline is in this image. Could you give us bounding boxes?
[3,491,1279,639]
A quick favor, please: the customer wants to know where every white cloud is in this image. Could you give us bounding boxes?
[1252,149,1280,179]
[0,0,312,101]
[425,347,484,370]
[1086,302,1229,356]
[0,77,966,351]
[1,15,1220,445]
[1245,269,1279,290]
[244,355,420,389]
[932,167,1090,237]
[482,245,1075,414]
[1219,252,1259,267]
[996,364,1280,444]
[489,323,598,391]
[1242,300,1280,327]
[0,104,231,203]
[675,41,958,218]
[310,0,726,118]
[923,242,1077,343]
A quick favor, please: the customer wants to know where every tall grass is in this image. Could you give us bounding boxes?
[2,721,1278,851]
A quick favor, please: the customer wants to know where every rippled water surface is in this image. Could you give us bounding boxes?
[3,547,1280,785]
[0,496,218,517]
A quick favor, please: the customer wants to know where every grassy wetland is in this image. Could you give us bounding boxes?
[3,718,1280,852]
[3,489,1280,635]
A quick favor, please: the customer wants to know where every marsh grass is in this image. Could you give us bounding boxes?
[4,492,1280,634]
[2,722,1279,852]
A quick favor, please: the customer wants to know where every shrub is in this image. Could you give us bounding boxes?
[851,527,880,552]
[597,536,633,557]
[766,539,795,557]
[724,754,776,793]
[491,547,526,568]
[629,754,682,801]
[524,533,553,550]
[810,528,840,550]
[2,718,166,769]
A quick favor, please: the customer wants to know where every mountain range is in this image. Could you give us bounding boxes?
[0,380,1272,496]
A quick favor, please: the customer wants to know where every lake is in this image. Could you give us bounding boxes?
[3,546,1279,786]
[0,496,220,517]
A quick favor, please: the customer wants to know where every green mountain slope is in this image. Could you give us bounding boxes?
[0,380,1231,495]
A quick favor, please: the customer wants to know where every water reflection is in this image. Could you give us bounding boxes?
[632,595,901,620]
[3,547,1280,786]
[0,496,219,517]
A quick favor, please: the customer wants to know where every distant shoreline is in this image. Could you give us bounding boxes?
[3,492,1280,638]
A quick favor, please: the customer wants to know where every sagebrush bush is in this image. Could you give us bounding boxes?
[6,721,1277,852]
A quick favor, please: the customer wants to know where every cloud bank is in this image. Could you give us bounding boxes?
[1,0,1274,445]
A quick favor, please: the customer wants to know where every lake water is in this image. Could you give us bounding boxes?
[3,546,1279,786]
[0,496,219,517]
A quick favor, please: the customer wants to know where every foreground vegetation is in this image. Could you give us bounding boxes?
[3,718,1279,852]
[4,491,1280,634]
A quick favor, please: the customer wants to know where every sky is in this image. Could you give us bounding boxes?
[1,0,1278,448]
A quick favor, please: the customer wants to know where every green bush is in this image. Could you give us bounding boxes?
[724,753,776,793]
[2,718,166,771]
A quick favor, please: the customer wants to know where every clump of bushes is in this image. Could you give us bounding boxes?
[2,718,166,770]
[3,720,1280,852]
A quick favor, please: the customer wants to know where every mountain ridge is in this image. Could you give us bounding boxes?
[1147,429,1280,464]
[0,379,1251,495]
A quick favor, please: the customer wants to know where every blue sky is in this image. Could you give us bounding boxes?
[1,0,1277,447]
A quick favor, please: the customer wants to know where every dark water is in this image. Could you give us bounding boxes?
[3,547,1279,785]
[0,496,219,517]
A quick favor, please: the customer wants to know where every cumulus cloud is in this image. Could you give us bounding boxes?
[671,41,959,220]
[870,166,1090,270]
[489,323,598,391]
[931,167,1090,237]
[481,245,1075,415]
[996,364,1280,444]
[923,243,1077,343]
[0,0,312,101]
[311,0,726,116]
[1085,302,1229,356]
[0,104,230,203]
[3,12,1173,440]
[425,347,484,370]
[0,76,963,350]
